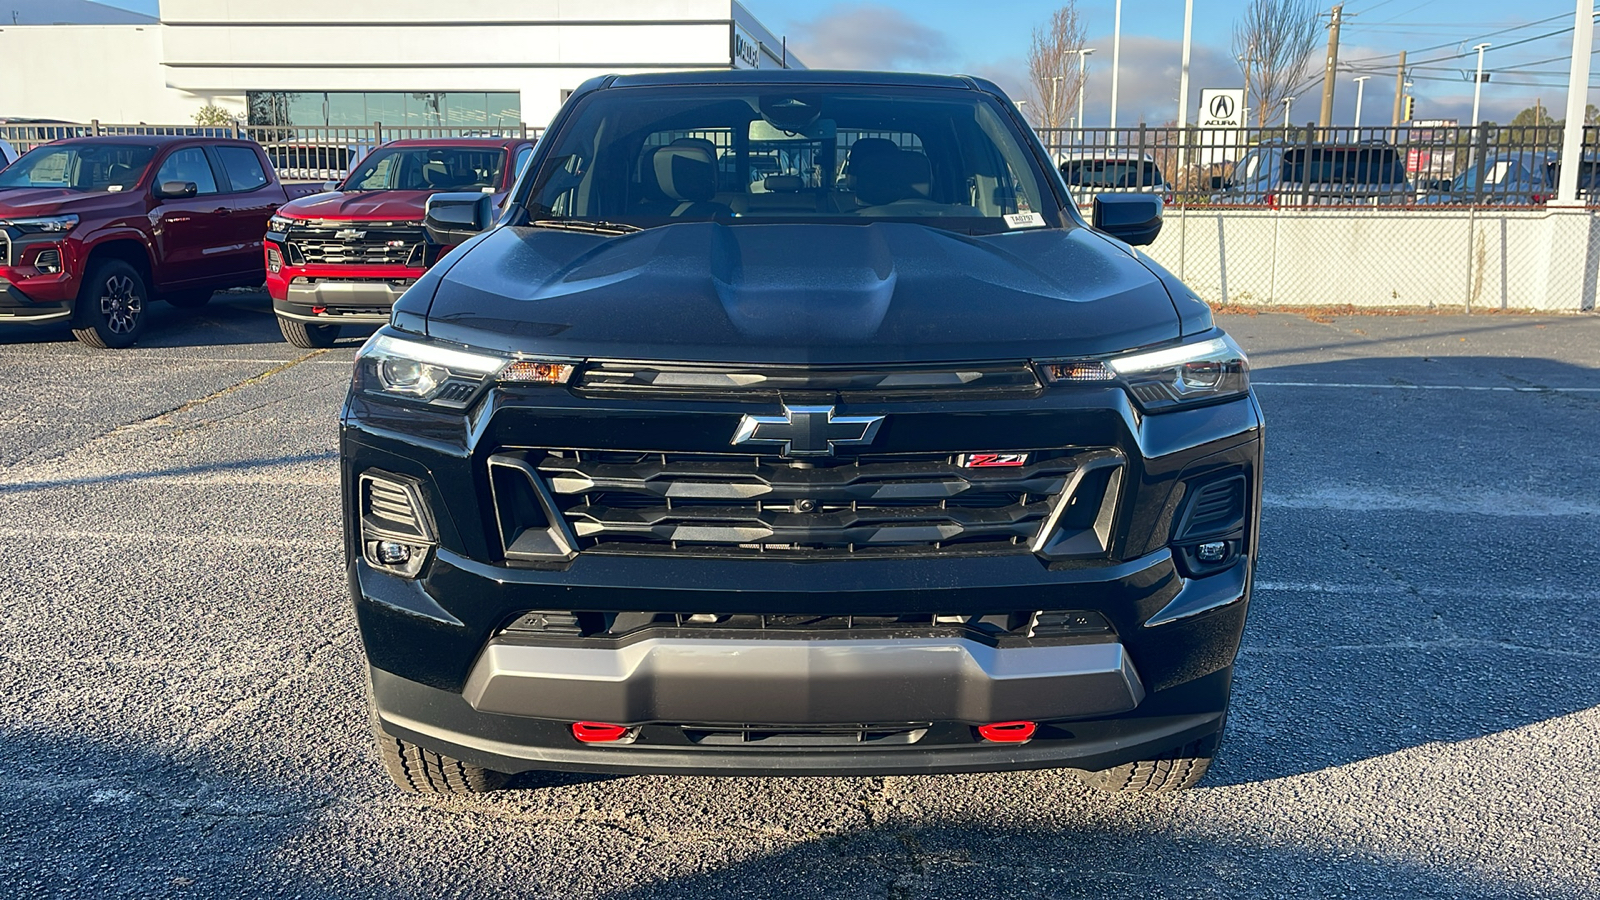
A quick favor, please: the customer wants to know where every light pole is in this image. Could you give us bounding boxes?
[1282,96,1296,129]
[1470,42,1491,129]
[1110,0,1123,131]
[1077,48,1095,146]
[1049,75,1063,129]
[1352,75,1371,129]
[1176,0,1195,182]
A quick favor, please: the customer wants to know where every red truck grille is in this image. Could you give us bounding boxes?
[287,221,425,267]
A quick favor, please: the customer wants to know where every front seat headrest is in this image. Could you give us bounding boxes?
[653,145,716,202]
[852,146,932,206]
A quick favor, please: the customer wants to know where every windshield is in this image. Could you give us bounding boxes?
[1061,158,1162,188]
[343,146,506,191]
[0,143,157,193]
[523,85,1062,234]
[1280,146,1406,186]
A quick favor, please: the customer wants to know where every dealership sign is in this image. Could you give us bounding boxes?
[734,24,762,69]
[1198,88,1247,165]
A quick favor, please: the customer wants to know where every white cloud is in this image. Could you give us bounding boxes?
[786,4,957,71]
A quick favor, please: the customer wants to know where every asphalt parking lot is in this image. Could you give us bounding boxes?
[2,296,1597,899]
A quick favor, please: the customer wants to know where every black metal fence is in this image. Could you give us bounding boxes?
[1037,124,1600,208]
[4,119,1598,207]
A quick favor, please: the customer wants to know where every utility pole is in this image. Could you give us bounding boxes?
[1557,0,1594,204]
[1391,50,1407,126]
[1050,75,1062,130]
[1353,75,1371,129]
[1110,0,1123,131]
[1318,4,1344,130]
[1241,48,1254,128]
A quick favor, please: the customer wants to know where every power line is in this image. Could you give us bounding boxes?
[1342,13,1571,63]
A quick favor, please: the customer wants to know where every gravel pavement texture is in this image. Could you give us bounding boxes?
[2,295,1597,899]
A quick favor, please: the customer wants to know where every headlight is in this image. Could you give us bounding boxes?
[0,214,78,234]
[268,214,305,233]
[353,331,576,407]
[1039,333,1249,412]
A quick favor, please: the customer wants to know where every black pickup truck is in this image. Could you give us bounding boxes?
[342,70,1263,795]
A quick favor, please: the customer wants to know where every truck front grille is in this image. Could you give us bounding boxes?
[489,448,1123,558]
[287,221,424,267]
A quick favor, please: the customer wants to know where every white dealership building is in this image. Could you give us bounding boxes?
[0,0,800,128]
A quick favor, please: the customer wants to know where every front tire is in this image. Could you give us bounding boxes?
[375,727,510,794]
[1080,731,1222,794]
[277,315,340,349]
[71,259,148,349]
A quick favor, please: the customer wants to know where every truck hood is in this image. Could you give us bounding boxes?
[420,222,1182,365]
[280,189,492,221]
[0,188,139,219]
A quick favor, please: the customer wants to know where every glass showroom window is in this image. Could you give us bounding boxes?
[247,92,522,127]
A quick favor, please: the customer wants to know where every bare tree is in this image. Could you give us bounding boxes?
[1232,0,1319,127]
[1027,4,1087,133]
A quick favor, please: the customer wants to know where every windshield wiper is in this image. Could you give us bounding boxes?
[528,218,644,235]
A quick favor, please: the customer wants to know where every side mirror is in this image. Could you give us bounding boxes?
[1092,194,1163,246]
[424,192,493,245]
[156,181,198,199]
[1208,175,1227,191]
[323,180,341,192]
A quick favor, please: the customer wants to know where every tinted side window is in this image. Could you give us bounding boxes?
[515,146,533,179]
[155,147,219,195]
[215,146,269,192]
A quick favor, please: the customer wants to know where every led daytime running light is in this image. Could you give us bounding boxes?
[1107,337,1232,375]
[366,334,504,374]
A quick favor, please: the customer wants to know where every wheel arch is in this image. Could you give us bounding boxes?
[81,235,156,291]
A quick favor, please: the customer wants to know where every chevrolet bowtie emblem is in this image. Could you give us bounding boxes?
[731,405,884,457]
[335,228,367,240]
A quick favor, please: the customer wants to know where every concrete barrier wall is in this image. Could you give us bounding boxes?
[1145,207,1600,312]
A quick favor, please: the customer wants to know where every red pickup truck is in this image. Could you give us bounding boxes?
[264,138,534,348]
[0,135,317,348]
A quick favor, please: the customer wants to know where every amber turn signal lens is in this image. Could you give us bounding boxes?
[500,360,576,384]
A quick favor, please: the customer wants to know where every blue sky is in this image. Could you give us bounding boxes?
[97,0,1594,125]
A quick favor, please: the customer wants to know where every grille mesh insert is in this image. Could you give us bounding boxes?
[492,448,1120,557]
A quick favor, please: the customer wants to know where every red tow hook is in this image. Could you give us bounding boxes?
[977,721,1037,743]
[311,306,327,315]
[571,722,631,743]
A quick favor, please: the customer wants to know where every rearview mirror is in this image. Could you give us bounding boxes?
[425,192,493,245]
[1092,194,1163,246]
[155,181,198,199]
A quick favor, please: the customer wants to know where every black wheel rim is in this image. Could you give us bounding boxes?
[99,274,143,334]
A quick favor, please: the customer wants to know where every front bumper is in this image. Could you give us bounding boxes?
[264,240,420,324]
[0,228,78,315]
[466,635,1145,724]
[348,376,1263,776]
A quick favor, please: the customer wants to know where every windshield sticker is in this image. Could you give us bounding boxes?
[1004,212,1045,229]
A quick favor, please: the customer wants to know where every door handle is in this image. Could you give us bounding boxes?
[213,207,231,215]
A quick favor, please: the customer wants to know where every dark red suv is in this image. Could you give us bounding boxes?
[0,136,314,348]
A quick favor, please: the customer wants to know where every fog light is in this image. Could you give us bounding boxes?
[266,246,283,273]
[375,541,412,565]
[1196,541,1228,563]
